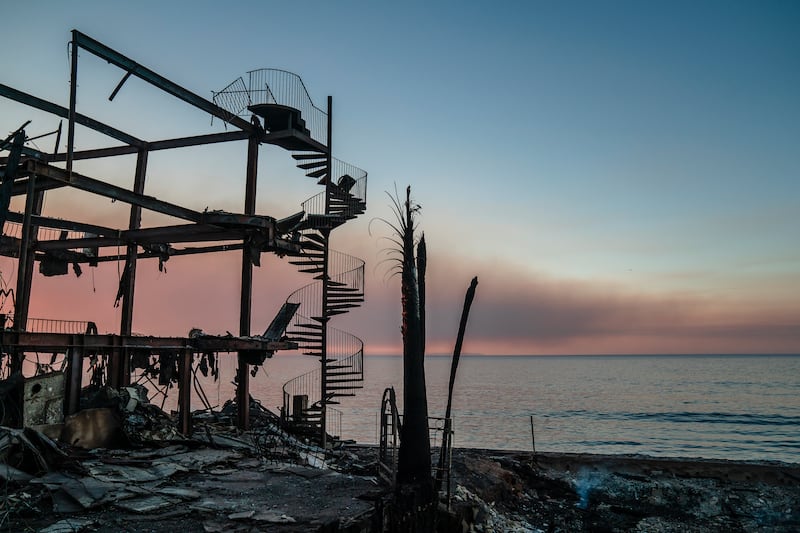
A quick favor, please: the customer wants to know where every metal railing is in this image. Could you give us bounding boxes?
[301,174,367,220]
[2,221,87,242]
[281,241,365,434]
[213,69,328,145]
[0,314,97,334]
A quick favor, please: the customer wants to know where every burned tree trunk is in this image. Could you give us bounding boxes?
[397,188,431,490]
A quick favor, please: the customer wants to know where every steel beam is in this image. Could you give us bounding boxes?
[0,84,144,148]
[2,131,252,166]
[23,160,203,222]
[0,330,293,352]
[4,211,120,238]
[72,30,255,134]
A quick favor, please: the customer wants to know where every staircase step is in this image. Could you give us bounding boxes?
[306,168,327,179]
[298,161,327,170]
[327,309,350,317]
[298,267,325,273]
[327,297,364,304]
[292,153,325,160]
[327,286,360,293]
[294,323,323,330]
[300,241,324,251]
[302,232,327,244]
[285,336,321,343]
[326,303,361,311]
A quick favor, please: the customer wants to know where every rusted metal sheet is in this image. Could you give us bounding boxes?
[22,372,65,427]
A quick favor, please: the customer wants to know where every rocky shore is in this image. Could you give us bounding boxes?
[442,448,800,532]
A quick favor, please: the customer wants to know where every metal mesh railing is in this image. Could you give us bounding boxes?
[2,221,86,242]
[213,69,328,145]
[211,77,250,124]
[282,245,365,435]
[1,313,96,334]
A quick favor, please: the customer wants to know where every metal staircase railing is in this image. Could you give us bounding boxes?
[281,234,365,439]
[212,69,328,146]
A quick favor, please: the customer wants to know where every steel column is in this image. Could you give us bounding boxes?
[65,342,83,415]
[12,173,41,353]
[117,147,148,386]
[67,33,78,173]
[320,96,334,447]
[178,348,192,435]
[236,134,259,429]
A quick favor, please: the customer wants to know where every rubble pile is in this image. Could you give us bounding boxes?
[447,450,800,532]
[1,393,380,532]
[3,381,799,532]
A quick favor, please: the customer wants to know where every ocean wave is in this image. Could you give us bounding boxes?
[550,409,800,426]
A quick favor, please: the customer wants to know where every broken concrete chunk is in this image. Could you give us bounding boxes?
[39,518,97,533]
[115,495,174,513]
[253,511,297,523]
[155,486,201,500]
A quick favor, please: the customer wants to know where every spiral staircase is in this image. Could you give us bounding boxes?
[213,69,367,444]
[280,159,367,443]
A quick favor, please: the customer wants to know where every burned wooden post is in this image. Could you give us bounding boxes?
[435,276,478,496]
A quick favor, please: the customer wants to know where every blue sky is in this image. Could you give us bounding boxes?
[1,1,798,354]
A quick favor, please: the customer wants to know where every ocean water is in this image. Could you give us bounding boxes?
[192,354,800,464]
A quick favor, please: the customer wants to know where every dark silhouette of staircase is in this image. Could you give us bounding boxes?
[280,157,367,442]
[212,68,367,444]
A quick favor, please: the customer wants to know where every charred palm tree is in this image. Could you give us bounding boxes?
[372,186,433,502]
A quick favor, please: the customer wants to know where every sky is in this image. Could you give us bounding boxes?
[1,1,798,355]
